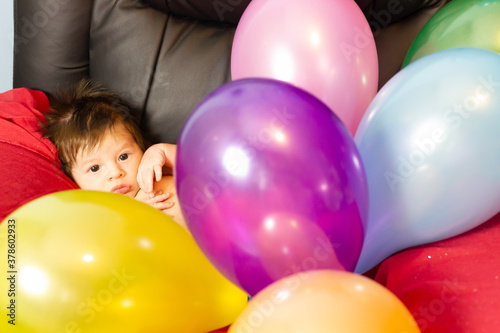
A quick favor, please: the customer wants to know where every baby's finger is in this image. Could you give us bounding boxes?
[137,167,147,189]
[151,192,171,203]
[155,201,174,210]
[142,168,155,195]
[154,165,162,182]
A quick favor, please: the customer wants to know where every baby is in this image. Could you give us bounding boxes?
[41,79,186,229]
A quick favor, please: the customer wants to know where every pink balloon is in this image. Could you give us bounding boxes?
[231,0,378,135]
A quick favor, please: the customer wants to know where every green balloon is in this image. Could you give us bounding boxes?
[403,0,500,67]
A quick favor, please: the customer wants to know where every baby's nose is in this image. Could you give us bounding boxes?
[108,164,125,180]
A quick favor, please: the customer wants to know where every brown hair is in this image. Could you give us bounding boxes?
[41,79,147,177]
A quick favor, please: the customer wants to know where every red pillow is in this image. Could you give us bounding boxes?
[374,211,500,332]
[0,88,78,222]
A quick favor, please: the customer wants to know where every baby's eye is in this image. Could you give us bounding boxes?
[119,153,129,161]
[89,165,100,173]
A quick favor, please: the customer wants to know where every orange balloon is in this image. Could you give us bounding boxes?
[228,270,420,333]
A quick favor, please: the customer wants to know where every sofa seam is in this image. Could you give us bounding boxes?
[140,13,169,131]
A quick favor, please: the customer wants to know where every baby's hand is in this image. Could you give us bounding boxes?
[137,191,173,210]
[137,144,169,196]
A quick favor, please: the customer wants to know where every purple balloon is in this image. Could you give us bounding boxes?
[175,78,368,296]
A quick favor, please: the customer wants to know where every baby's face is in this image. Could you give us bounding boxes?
[71,125,144,198]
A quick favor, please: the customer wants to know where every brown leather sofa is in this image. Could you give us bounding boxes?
[13,0,450,144]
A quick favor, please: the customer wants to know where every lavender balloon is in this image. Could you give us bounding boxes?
[175,79,368,296]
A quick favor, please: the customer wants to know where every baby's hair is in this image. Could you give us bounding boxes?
[41,78,146,177]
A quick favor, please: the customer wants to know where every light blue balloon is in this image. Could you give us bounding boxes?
[354,48,500,273]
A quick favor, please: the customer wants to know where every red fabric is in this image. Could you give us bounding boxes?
[374,211,500,332]
[0,88,78,222]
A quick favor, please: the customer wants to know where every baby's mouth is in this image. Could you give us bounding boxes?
[111,185,131,194]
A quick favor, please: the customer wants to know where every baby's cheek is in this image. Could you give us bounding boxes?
[72,175,91,190]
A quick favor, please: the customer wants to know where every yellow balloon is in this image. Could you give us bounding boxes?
[229,270,420,333]
[0,190,247,333]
